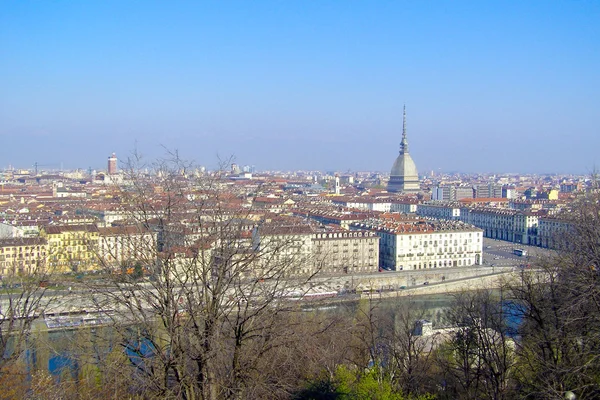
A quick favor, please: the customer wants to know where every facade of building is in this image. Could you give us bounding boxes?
[474,184,503,199]
[387,106,420,193]
[108,153,118,175]
[455,186,476,200]
[331,197,392,212]
[431,185,474,201]
[0,222,25,239]
[0,221,40,239]
[253,224,314,277]
[42,225,100,273]
[560,182,582,193]
[390,200,418,214]
[502,187,517,199]
[459,207,539,245]
[97,226,157,269]
[417,202,461,220]
[352,219,483,271]
[537,216,573,249]
[159,241,217,280]
[0,237,48,276]
[312,229,379,275]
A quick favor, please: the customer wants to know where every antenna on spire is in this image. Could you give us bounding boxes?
[403,104,407,139]
[400,104,409,153]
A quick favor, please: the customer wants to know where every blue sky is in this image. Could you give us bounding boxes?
[1,1,599,174]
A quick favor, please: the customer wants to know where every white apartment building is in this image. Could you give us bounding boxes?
[332,198,392,212]
[352,219,483,271]
[537,216,573,249]
[0,221,40,239]
[460,207,539,245]
[417,202,461,220]
[390,200,418,214]
[97,226,158,268]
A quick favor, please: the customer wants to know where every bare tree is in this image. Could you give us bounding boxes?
[384,297,439,397]
[0,237,52,397]
[85,153,321,399]
[436,289,516,400]
[509,192,600,399]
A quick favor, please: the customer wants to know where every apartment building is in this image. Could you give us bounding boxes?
[352,219,483,271]
[460,207,539,245]
[252,224,314,277]
[417,202,461,220]
[0,237,48,276]
[97,226,158,269]
[390,199,419,214]
[537,216,573,249]
[41,225,100,273]
[312,229,379,275]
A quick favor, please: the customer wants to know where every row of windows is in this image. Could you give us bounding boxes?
[315,232,373,239]
[0,252,45,259]
[400,233,475,241]
[0,245,44,253]
[400,259,473,270]
[330,242,375,247]
[0,260,40,266]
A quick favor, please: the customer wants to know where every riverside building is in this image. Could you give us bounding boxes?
[312,229,380,275]
[352,219,483,271]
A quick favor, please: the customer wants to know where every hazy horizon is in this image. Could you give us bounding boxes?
[2,1,599,174]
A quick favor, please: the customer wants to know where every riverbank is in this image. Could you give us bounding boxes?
[371,269,519,299]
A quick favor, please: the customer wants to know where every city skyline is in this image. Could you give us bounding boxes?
[1,1,599,174]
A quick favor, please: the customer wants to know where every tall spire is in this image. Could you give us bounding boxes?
[400,104,409,153]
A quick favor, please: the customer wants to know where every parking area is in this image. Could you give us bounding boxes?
[482,238,555,267]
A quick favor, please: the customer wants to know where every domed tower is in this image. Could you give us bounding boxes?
[387,106,420,193]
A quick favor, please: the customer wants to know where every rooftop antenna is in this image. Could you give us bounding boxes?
[400,104,409,153]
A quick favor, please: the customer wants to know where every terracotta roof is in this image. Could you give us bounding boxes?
[258,224,315,235]
[98,226,153,236]
[44,224,99,234]
[0,237,47,247]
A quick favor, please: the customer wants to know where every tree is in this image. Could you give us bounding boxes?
[0,237,52,393]
[384,297,439,397]
[509,191,600,399]
[436,289,516,400]
[323,294,438,399]
[87,153,321,399]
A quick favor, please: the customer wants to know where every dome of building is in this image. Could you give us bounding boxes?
[387,106,420,193]
[390,153,418,181]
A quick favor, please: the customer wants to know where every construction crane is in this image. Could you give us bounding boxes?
[33,162,59,175]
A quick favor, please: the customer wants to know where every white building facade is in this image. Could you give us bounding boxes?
[417,202,461,220]
[352,220,483,271]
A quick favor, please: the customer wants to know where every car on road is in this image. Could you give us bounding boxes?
[423,281,429,285]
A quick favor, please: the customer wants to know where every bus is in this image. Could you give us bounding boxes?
[514,248,527,257]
